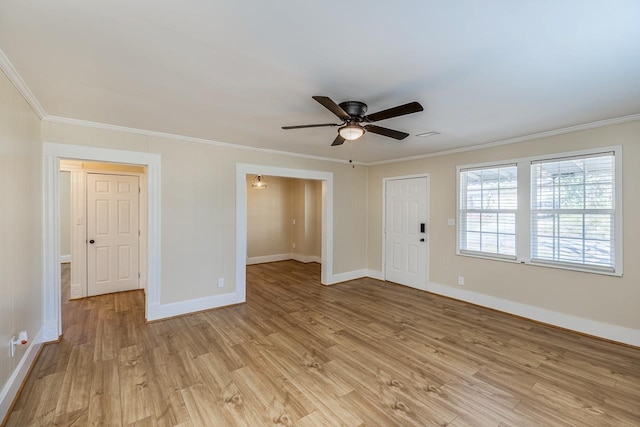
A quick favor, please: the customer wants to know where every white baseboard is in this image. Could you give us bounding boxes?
[426,281,640,347]
[147,291,244,321]
[0,328,43,423]
[60,254,71,263]
[365,269,384,280]
[327,269,368,285]
[246,253,292,265]
[291,253,321,264]
[246,253,321,265]
[69,284,83,299]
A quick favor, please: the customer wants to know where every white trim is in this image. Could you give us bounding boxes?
[365,269,384,280]
[69,170,85,299]
[1,44,638,166]
[425,282,640,347]
[0,48,46,118]
[44,114,640,167]
[237,164,334,298]
[148,291,243,320]
[367,114,640,166]
[381,173,430,286]
[60,254,71,263]
[43,142,161,341]
[246,253,292,265]
[0,328,43,423]
[44,115,366,166]
[69,284,82,300]
[327,269,368,285]
[455,145,623,276]
[291,253,322,264]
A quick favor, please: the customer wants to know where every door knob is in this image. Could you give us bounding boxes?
[89,239,95,244]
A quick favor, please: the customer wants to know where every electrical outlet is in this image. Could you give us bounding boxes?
[217,278,224,288]
[457,276,464,286]
[292,242,296,249]
[293,218,296,225]
[448,218,455,226]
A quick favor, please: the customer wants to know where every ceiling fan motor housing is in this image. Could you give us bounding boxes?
[339,101,368,121]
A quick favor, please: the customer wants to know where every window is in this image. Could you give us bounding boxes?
[459,164,518,258]
[531,153,615,271]
[457,147,622,276]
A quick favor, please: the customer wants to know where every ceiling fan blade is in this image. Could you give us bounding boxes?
[282,123,338,130]
[312,96,350,120]
[331,134,346,146]
[365,101,423,122]
[364,125,410,140]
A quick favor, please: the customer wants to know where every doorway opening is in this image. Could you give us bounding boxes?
[246,176,323,267]
[59,160,147,302]
[43,142,161,342]
[382,174,430,290]
[235,163,335,302]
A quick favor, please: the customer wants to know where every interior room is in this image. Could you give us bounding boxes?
[1,1,639,425]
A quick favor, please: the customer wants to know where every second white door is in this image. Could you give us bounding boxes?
[87,173,140,297]
[384,177,428,290]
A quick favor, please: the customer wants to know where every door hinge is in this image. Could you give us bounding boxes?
[139,187,141,193]
[138,230,141,236]
[138,272,141,278]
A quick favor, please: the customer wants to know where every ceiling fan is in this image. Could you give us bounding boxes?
[282,96,424,146]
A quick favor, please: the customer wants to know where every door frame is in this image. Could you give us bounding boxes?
[59,163,147,299]
[236,163,334,297]
[382,173,431,286]
[43,142,161,342]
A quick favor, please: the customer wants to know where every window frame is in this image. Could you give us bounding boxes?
[456,146,623,277]
[458,163,519,260]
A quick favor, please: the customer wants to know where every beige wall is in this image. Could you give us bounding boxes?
[293,178,321,258]
[367,120,640,330]
[59,171,71,258]
[246,176,322,260]
[42,121,368,304]
[246,176,292,258]
[0,70,42,395]
[291,179,322,258]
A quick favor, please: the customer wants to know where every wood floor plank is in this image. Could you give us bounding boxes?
[5,261,640,426]
[87,358,122,426]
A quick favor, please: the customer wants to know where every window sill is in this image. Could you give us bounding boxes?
[456,251,622,277]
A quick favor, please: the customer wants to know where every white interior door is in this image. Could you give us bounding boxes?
[385,177,429,290]
[87,173,139,297]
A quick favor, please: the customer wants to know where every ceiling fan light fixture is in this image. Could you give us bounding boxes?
[251,174,267,189]
[338,124,364,141]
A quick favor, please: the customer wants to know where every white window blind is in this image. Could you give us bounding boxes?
[459,164,518,258]
[530,152,615,271]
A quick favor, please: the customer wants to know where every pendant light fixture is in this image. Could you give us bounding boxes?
[251,175,267,189]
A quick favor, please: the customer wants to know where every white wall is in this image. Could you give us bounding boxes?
[368,120,640,332]
[41,121,368,305]
[58,171,70,260]
[0,69,42,418]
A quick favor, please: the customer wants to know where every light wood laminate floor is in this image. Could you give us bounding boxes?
[5,261,640,426]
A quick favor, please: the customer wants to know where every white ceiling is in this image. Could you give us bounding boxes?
[1,1,639,163]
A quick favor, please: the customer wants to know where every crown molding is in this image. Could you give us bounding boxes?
[367,113,640,166]
[0,48,46,119]
[3,41,637,166]
[44,115,368,166]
